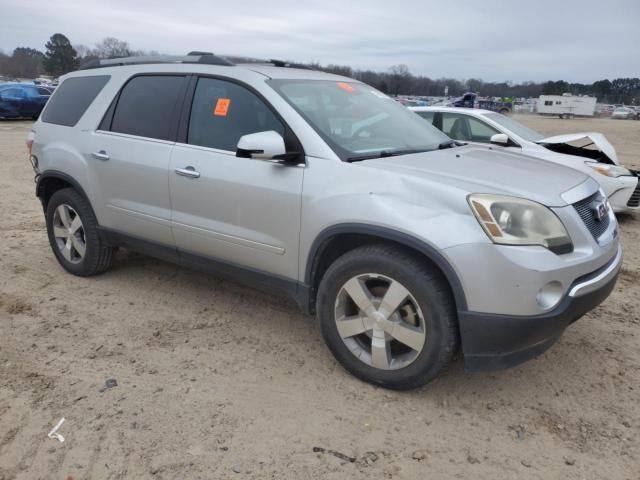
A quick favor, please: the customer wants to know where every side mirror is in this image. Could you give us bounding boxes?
[490,133,510,146]
[236,130,288,160]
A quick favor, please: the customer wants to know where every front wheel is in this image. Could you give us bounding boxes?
[316,245,459,390]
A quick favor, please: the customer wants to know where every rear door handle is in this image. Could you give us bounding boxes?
[174,166,200,179]
[91,150,110,161]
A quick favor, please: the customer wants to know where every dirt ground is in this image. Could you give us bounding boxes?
[0,115,638,480]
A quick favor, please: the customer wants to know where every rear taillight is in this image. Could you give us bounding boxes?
[26,131,34,155]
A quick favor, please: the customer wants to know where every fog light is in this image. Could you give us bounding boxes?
[536,281,564,310]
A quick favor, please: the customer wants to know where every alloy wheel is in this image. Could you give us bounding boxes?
[334,273,427,370]
[52,204,86,264]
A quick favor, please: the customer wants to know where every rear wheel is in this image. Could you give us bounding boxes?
[317,245,459,390]
[45,188,116,276]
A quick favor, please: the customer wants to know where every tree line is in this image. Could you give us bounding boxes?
[1,33,638,104]
[316,64,639,105]
[0,34,157,78]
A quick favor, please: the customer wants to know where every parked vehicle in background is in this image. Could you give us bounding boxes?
[0,83,52,119]
[452,92,512,113]
[611,107,637,120]
[537,94,596,118]
[29,54,621,389]
[411,106,640,213]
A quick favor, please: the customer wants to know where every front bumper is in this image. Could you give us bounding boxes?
[608,172,639,212]
[459,245,622,372]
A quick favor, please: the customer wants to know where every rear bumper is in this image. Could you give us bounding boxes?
[460,245,622,372]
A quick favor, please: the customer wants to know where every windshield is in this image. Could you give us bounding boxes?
[484,112,545,142]
[268,79,450,161]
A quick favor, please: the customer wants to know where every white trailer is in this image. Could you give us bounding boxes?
[537,94,596,118]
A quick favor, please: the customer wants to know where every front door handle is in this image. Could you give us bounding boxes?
[91,150,110,161]
[174,166,200,179]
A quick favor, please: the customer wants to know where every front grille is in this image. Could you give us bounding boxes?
[627,177,640,207]
[573,192,610,240]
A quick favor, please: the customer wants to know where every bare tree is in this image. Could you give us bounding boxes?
[388,64,411,96]
[94,37,131,58]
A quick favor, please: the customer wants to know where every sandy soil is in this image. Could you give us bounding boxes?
[0,115,638,479]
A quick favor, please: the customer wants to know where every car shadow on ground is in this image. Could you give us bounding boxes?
[104,248,594,398]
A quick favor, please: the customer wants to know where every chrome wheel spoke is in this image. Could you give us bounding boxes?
[57,205,72,228]
[53,204,85,264]
[336,315,369,339]
[53,225,69,239]
[70,215,83,234]
[62,238,73,261]
[71,235,86,258]
[389,323,425,352]
[377,280,410,319]
[343,277,376,316]
[370,332,391,369]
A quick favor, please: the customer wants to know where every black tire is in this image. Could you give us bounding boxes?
[317,245,459,390]
[45,188,116,276]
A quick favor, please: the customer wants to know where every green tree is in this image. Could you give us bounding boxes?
[592,79,612,101]
[43,33,78,77]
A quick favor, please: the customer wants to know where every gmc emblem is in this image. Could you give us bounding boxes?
[592,201,608,222]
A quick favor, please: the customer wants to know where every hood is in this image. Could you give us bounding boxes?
[536,132,619,165]
[363,144,590,207]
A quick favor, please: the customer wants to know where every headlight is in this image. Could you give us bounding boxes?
[586,162,631,177]
[468,194,573,254]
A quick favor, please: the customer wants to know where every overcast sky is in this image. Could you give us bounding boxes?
[0,0,638,82]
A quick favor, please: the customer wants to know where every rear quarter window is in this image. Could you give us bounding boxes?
[41,75,110,127]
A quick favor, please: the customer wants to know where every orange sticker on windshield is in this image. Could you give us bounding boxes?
[337,82,354,92]
[214,98,231,116]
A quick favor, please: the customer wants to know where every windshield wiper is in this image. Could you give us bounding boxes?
[345,148,432,163]
[438,140,457,149]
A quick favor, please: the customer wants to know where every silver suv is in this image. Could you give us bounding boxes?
[29,54,622,389]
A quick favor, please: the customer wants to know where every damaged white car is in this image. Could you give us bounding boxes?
[411,107,639,213]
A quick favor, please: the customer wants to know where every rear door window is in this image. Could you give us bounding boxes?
[110,75,187,141]
[41,75,110,126]
[187,77,284,151]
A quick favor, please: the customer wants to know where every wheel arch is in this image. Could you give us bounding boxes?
[36,170,92,211]
[304,223,467,314]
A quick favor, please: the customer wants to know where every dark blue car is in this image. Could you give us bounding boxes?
[0,83,53,119]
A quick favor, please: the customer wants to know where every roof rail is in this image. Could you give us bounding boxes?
[220,55,313,70]
[79,53,234,70]
[268,59,312,70]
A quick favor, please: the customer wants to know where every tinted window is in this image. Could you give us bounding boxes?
[42,75,110,127]
[37,87,51,96]
[111,75,186,141]
[188,77,284,151]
